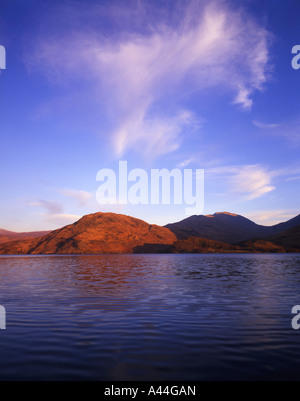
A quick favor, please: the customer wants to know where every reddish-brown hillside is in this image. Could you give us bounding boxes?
[0,213,177,254]
[0,229,50,244]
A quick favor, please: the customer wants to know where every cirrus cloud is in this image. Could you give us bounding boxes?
[25,0,271,158]
[59,188,93,207]
[208,164,276,200]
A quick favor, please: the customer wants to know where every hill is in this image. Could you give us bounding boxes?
[0,212,299,255]
[165,212,300,244]
[269,224,300,252]
[0,229,51,244]
[0,212,176,254]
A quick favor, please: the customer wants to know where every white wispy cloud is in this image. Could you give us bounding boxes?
[246,210,298,226]
[230,165,276,200]
[252,119,300,147]
[28,198,81,227]
[29,199,63,215]
[47,213,82,225]
[253,120,281,129]
[286,175,300,182]
[177,158,195,168]
[114,110,199,159]
[26,0,271,158]
[59,188,93,207]
[208,164,276,200]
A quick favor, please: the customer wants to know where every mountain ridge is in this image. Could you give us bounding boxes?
[0,229,51,244]
[0,212,176,254]
[0,211,299,254]
[165,212,300,244]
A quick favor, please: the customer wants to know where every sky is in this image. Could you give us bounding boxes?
[0,0,300,231]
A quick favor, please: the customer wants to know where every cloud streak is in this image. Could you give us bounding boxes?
[246,210,298,226]
[208,164,276,200]
[253,119,300,146]
[253,120,281,129]
[59,189,93,207]
[26,0,271,158]
[29,199,63,215]
[29,198,82,227]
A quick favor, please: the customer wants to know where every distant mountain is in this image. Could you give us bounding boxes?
[271,215,300,234]
[0,229,51,244]
[0,212,176,255]
[237,224,300,253]
[165,212,300,244]
[269,224,300,252]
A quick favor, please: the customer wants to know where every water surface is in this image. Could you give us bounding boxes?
[0,254,300,380]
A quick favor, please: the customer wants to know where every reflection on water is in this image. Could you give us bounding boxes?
[0,254,300,380]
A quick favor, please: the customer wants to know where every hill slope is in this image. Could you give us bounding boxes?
[169,236,239,253]
[0,229,51,244]
[0,212,176,254]
[269,224,300,251]
[165,212,300,244]
[1,212,299,255]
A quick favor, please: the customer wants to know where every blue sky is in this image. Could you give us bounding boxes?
[1,0,300,231]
